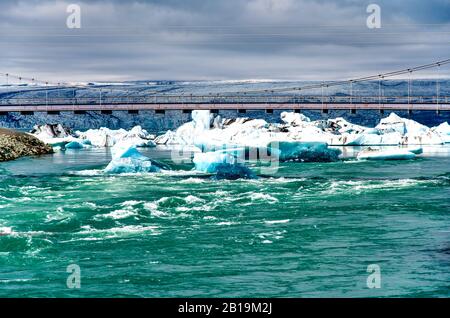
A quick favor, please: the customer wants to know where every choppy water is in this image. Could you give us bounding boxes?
[0,147,449,297]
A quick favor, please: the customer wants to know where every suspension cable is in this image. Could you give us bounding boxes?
[218,58,450,95]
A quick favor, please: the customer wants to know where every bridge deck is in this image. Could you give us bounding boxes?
[0,103,449,112]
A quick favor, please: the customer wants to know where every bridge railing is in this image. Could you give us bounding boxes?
[0,95,448,106]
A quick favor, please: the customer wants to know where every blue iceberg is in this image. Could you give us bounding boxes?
[267,141,341,162]
[193,150,256,179]
[65,140,85,149]
[104,141,168,174]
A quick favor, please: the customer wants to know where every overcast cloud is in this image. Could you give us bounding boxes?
[0,0,449,82]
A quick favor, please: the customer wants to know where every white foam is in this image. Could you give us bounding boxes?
[250,192,279,203]
[264,219,290,225]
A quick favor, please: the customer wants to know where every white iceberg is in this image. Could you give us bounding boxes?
[280,111,311,126]
[431,122,450,143]
[432,122,450,135]
[376,113,429,135]
[76,125,156,148]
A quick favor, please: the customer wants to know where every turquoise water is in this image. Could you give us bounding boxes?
[0,147,449,297]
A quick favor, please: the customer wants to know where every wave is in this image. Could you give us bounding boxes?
[76,224,162,239]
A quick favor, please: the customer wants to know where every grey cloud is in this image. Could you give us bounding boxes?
[0,0,448,82]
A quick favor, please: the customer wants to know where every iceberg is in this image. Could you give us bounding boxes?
[432,122,450,135]
[431,122,450,143]
[76,126,156,148]
[376,113,429,135]
[280,112,311,126]
[65,140,86,149]
[192,110,213,130]
[405,146,423,155]
[192,150,256,179]
[343,132,402,146]
[267,141,341,162]
[32,124,156,149]
[156,111,448,151]
[357,148,417,161]
[104,141,167,174]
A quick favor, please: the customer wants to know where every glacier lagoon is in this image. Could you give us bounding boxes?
[1,80,450,297]
[0,145,449,297]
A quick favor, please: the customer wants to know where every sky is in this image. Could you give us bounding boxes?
[0,0,449,82]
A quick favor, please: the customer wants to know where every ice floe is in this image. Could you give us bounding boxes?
[104,140,167,174]
[75,125,156,148]
[267,141,341,162]
[155,111,449,149]
[192,149,256,179]
[32,124,156,149]
[431,122,450,143]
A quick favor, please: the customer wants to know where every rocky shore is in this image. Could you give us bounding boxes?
[0,128,53,162]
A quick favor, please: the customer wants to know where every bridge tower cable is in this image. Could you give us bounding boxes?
[436,62,441,110]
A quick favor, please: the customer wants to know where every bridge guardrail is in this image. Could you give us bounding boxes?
[0,95,448,106]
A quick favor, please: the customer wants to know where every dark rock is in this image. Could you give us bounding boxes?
[0,128,53,162]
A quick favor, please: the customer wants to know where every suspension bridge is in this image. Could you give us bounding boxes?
[0,59,449,114]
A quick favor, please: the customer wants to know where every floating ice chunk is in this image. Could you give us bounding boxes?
[192,110,213,130]
[326,117,367,134]
[280,112,311,126]
[192,150,256,179]
[357,148,416,161]
[267,141,341,162]
[31,124,71,139]
[65,140,86,149]
[376,113,429,135]
[110,141,149,160]
[104,157,161,174]
[344,132,402,146]
[432,122,450,135]
[193,151,236,173]
[76,126,156,148]
[406,146,423,155]
[431,122,450,143]
[402,131,444,145]
[104,141,167,174]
